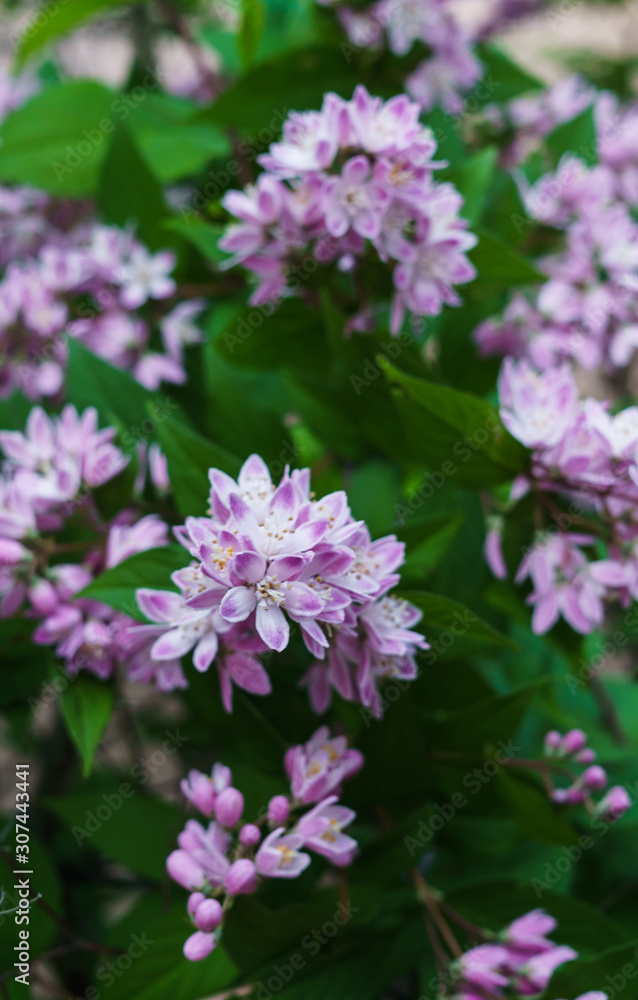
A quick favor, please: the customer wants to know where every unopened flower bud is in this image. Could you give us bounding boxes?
[239,823,261,846]
[187,891,206,918]
[268,795,291,825]
[183,930,216,961]
[544,730,562,755]
[582,766,607,791]
[194,898,223,932]
[562,729,587,755]
[225,858,258,896]
[597,786,631,822]
[215,787,244,828]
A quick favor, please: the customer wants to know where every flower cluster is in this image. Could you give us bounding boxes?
[476,84,638,374]
[486,358,638,634]
[219,85,477,333]
[132,453,428,713]
[543,729,631,820]
[0,405,177,683]
[449,910,582,1000]
[167,726,363,961]
[314,0,482,115]
[0,70,204,400]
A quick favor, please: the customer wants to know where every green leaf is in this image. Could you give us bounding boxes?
[127,93,230,183]
[202,45,359,131]
[164,216,227,264]
[157,416,241,516]
[66,338,157,432]
[98,121,170,250]
[401,590,516,655]
[215,298,330,375]
[431,681,545,754]
[382,362,528,487]
[16,0,132,64]
[497,768,579,846]
[47,779,182,880]
[239,0,266,66]
[548,939,638,1000]
[468,228,544,287]
[447,147,499,226]
[106,912,239,999]
[77,546,187,619]
[0,80,115,196]
[546,105,598,166]
[475,43,543,103]
[59,674,114,776]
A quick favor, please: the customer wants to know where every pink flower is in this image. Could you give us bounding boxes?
[285,725,363,804]
[596,786,631,822]
[119,247,176,309]
[255,828,311,879]
[295,795,358,863]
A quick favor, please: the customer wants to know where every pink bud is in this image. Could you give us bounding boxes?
[575,748,596,764]
[194,898,223,932]
[29,578,59,615]
[215,787,244,828]
[562,729,587,755]
[551,788,569,805]
[268,795,291,825]
[544,731,562,755]
[183,930,216,962]
[239,823,261,846]
[0,538,29,566]
[225,858,258,896]
[565,785,586,805]
[598,786,631,822]
[187,891,206,918]
[582,766,607,791]
[166,850,205,890]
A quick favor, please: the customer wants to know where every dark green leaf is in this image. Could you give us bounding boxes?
[47,780,182,880]
[59,674,114,776]
[164,216,228,264]
[402,590,516,654]
[239,0,266,66]
[475,43,543,103]
[66,338,157,433]
[497,768,579,846]
[202,45,359,131]
[548,939,638,999]
[157,415,241,516]
[382,362,528,486]
[546,106,598,166]
[98,121,170,249]
[77,546,187,619]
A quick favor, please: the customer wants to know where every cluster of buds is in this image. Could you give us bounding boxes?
[166,727,363,960]
[544,730,631,821]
